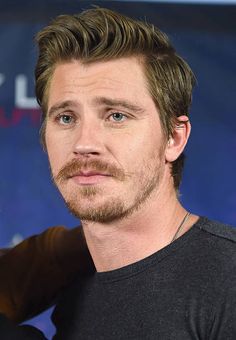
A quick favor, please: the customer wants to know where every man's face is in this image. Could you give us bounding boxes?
[45,57,168,223]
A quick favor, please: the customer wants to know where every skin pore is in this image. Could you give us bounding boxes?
[45,57,198,272]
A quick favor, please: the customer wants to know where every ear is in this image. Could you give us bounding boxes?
[165,115,191,162]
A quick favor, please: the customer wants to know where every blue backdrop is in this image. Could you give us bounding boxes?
[0,1,235,338]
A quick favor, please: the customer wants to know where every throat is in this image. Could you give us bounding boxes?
[81,205,198,272]
[81,219,173,272]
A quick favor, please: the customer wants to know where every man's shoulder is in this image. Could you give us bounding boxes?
[193,217,236,265]
[176,217,236,295]
[195,217,236,243]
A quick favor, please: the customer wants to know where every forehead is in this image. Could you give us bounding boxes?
[47,57,156,111]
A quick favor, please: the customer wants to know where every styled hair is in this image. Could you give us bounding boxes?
[35,7,195,189]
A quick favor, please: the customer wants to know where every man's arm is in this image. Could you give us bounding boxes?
[0,313,47,339]
[0,226,94,323]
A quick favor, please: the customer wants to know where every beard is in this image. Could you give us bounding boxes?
[53,156,164,223]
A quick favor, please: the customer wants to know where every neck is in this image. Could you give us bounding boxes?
[82,185,198,272]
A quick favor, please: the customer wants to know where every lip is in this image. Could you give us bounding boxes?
[78,171,109,176]
[70,171,111,185]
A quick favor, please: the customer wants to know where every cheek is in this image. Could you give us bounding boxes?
[45,131,69,174]
[114,134,152,171]
[125,130,162,158]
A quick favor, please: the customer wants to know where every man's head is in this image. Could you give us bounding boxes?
[35,8,194,222]
[35,7,195,190]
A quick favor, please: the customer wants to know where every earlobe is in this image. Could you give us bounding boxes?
[165,116,191,162]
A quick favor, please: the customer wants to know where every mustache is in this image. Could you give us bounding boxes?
[54,158,126,183]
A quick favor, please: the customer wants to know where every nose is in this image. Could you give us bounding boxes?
[73,119,105,157]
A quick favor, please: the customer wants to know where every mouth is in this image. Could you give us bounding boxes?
[69,171,112,185]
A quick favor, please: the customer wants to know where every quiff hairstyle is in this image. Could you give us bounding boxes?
[35,7,195,190]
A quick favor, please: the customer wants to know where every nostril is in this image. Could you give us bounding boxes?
[73,146,101,156]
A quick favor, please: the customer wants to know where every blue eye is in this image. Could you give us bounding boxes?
[59,114,73,125]
[111,112,126,122]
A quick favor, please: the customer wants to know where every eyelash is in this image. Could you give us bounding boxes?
[54,111,130,127]
[55,113,75,126]
[107,112,128,123]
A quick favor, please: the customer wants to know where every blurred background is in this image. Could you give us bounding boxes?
[0,0,235,338]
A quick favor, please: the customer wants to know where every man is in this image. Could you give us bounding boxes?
[34,7,236,339]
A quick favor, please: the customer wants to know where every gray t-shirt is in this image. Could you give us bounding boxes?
[52,217,236,339]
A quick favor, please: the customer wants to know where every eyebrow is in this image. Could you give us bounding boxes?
[47,97,144,117]
[47,100,76,117]
[92,97,144,113]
